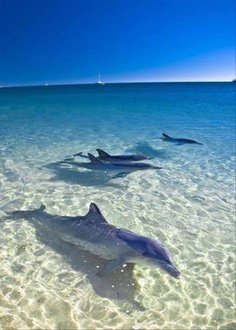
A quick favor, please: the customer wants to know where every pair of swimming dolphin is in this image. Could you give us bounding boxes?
[74,149,150,162]
[7,203,180,279]
[65,149,162,172]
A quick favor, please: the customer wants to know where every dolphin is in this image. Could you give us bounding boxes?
[69,153,162,171]
[161,133,203,145]
[7,203,180,278]
[88,153,162,170]
[61,153,161,173]
[72,149,150,162]
[95,149,150,162]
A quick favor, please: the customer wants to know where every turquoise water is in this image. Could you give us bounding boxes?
[0,83,235,329]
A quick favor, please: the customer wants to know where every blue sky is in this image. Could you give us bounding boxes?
[0,0,235,85]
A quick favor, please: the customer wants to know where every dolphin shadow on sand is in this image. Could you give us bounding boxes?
[33,222,142,311]
[44,152,162,187]
[126,141,169,159]
[44,161,125,188]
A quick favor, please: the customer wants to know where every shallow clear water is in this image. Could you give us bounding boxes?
[0,83,235,329]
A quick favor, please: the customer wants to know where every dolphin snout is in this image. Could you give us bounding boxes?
[163,263,180,278]
[167,264,181,278]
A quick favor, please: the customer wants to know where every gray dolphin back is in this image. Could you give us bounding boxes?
[162,133,203,145]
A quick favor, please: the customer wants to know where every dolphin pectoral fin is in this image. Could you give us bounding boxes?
[112,172,130,178]
[64,152,85,161]
[97,258,128,277]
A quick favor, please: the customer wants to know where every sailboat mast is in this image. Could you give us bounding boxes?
[96,70,105,85]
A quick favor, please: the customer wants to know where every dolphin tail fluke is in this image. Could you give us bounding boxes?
[73,152,83,157]
[63,152,88,162]
[5,204,46,220]
[96,149,110,159]
[73,152,89,159]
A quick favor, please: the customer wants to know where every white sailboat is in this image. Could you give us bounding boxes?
[96,72,105,85]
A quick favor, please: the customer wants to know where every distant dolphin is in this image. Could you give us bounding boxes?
[161,133,203,145]
[73,149,150,162]
[7,203,180,278]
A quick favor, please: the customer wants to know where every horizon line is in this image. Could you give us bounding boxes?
[0,80,235,89]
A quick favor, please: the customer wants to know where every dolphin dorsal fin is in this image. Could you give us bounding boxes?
[39,205,46,211]
[89,203,102,215]
[88,153,103,163]
[162,133,170,139]
[85,203,108,223]
[96,149,110,159]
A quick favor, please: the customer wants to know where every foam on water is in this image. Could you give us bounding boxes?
[0,83,235,329]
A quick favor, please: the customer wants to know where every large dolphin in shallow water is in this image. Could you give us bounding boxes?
[161,133,203,145]
[7,203,180,278]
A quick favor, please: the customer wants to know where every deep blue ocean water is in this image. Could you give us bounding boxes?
[0,82,235,329]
